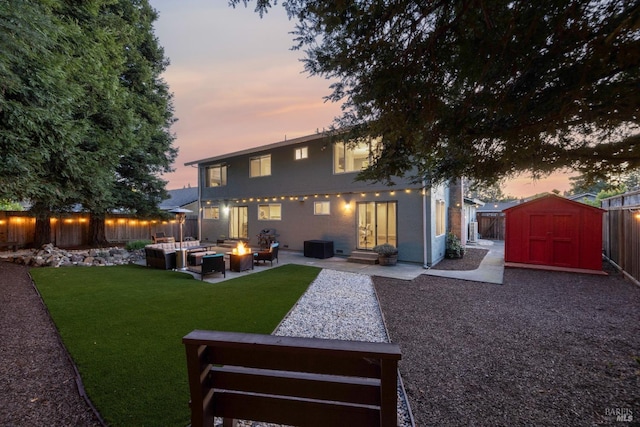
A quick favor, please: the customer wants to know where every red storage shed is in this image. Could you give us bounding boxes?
[504,194,605,273]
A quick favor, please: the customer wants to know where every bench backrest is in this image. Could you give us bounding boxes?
[183,330,401,427]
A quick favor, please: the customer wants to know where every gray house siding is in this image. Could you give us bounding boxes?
[191,134,447,265]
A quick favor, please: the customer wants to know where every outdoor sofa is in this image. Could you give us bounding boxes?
[144,240,212,270]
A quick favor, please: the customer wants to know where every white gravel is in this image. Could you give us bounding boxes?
[274,269,389,342]
[273,269,413,427]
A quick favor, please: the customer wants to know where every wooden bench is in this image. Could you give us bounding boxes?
[183,330,401,427]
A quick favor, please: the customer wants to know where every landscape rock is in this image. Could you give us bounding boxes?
[0,244,142,268]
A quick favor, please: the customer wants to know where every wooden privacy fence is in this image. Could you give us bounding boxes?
[0,211,198,248]
[476,212,505,240]
[183,330,402,427]
[602,190,640,285]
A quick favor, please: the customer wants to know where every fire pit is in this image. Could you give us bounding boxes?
[229,242,254,272]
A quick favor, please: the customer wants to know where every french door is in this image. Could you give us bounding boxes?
[229,206,248,239]
[357,201,397,250]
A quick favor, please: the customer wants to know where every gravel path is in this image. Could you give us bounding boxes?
[274,269,412,426]
[374,262,640,426]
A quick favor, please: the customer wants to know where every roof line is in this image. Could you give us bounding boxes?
[184,132,329,167]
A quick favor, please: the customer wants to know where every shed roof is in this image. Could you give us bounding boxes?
[503,193,604,213]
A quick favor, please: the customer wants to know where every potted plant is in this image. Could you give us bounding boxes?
[373,243,398,266]
[445,232,465,258]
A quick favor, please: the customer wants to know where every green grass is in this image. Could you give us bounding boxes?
[31,264,320,427]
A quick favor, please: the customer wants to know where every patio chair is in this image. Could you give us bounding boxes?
[254,242,279,266]
[200,254,225,279]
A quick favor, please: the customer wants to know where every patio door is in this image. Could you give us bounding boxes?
[229,206,248,240]
[357,201,397,250]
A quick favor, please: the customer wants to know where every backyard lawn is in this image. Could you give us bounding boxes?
[31,264,320,427]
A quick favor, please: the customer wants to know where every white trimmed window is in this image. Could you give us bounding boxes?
[250,155,271,177]
[314,201,330,215]
[258,204,281,220]
[295,147,308,160]
[436,199,446,236]
[202,206,220,220]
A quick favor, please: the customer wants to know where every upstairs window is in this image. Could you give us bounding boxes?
[333,138,380,174]
[250,155,271,177]
[205,165,227,187]
[295,147,308,160]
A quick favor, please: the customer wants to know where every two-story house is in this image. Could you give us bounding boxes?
[185,132,455,266]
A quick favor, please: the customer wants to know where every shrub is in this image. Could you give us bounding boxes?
[372,243,398,256]
[126,240,152,251]
[445,232,464,258]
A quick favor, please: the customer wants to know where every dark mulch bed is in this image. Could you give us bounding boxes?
[430,247,489,271]
[0,261,102,426]
[374,261,640,426]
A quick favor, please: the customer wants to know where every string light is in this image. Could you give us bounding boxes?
[203,188,425,205]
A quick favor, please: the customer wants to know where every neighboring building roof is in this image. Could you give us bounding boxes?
[185,132,328,166]
[476,200,521,213]
[463,197,485,207]
[566,193,597,203]
[159,187,198,211]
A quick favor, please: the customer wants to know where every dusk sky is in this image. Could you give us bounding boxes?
[149,0,574,197]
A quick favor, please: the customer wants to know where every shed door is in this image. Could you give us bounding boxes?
[527,213,579,267]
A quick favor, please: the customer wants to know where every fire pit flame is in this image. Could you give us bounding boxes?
[233,242,248,255]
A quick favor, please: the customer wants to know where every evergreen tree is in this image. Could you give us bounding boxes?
[0,0,176,246]
[233,0,640,186]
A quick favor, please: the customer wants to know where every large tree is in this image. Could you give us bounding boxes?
[0,0,176,246]
[82,0,177,244]
[1,0,88,244]
[233,0,639,186]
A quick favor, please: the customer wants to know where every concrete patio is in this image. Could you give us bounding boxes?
[179,239,505,284]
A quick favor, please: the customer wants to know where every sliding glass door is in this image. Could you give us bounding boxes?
[357,201,397,250]
[229,206,248,239]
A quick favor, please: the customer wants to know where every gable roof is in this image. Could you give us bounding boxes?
[184,132,328,167]
[159,187,198,211]
[503,193,605,213]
